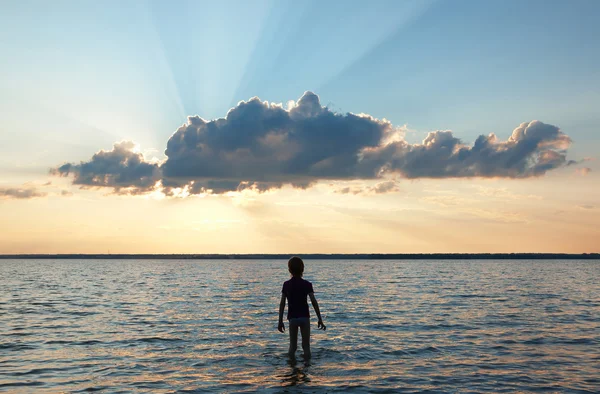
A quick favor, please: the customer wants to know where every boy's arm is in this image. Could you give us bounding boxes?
[309,292,326,329]
[278,294,286,332]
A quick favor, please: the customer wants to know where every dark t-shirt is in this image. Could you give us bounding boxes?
[282,276,314,320]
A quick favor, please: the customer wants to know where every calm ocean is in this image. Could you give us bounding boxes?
[1,259,598,393]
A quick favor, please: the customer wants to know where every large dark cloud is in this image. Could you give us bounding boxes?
[51,92,574,195]
[160,92,389,193]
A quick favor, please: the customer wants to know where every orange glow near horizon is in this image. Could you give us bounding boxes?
[1,172,598,254]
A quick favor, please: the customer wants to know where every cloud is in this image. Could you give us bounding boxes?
[51,141,161,195]
[463,208,527,224]
[575,167,591,176]
[51,92,575,196]
[476,186,542,200]
[160,92,390,194]
[335,180,400,195]
[421,195,526,223]
[421,195,477,207]
[0,186,47,199]
[359,120,572,179]
[578,204,596,210]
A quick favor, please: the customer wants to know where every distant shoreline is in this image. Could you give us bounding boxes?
[1,253,599,260]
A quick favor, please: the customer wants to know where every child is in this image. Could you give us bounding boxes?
[278,256,326,358]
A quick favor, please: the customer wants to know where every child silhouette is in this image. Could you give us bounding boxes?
[278,256,326,359]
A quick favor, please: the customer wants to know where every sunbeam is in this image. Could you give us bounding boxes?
[0,0,598,254]
[314,0,438,92]
[147,0,273,121]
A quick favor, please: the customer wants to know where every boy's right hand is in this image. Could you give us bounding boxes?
[278,321,285,333]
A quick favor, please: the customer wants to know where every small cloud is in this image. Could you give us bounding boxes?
[0,186,47,199]
[335,186,357,195]
[575,167,591,176]
[465,208,527,223]
[335,180,400,195]
[578,204,596,210]
[51,140,161,195]
[421,195,476,207]
[421,194,527,223]
[60,190,73,197]
[476,186,542,200]
[371,180,400,194]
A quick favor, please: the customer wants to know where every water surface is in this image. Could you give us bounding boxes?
[1,259,599,392]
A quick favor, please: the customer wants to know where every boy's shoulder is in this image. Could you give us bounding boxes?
[283,277,313,285]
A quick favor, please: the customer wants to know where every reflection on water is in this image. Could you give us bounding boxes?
[279,357,311,387]
[0,259,599,392]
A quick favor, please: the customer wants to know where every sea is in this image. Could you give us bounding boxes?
[1,259,598,393]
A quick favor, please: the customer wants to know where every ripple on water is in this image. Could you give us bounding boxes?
[0,259,599,393]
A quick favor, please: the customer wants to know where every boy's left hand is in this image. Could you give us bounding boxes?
[278,321,285,333]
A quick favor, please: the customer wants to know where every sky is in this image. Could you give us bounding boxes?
[0,0,598,254]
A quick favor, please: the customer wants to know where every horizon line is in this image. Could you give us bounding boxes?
[1,253,599,260]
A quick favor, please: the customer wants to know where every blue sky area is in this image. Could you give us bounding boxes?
[1,0,598,173]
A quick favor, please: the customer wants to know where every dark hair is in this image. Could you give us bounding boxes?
[288,256,304,277]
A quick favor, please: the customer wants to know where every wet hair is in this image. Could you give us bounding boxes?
[288,256,304,277]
